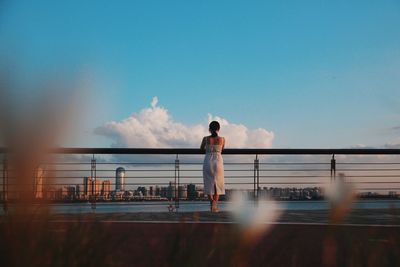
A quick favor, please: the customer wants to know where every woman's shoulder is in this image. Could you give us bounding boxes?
[211,135,224,139]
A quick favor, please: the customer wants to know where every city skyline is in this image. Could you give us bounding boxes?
[20,179,400,202]
[20,161,400,200]
[21,166,399,202]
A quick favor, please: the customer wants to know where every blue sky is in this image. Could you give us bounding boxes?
[1,1,399,148]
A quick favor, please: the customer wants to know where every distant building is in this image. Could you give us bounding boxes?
[187,184,197,200]
[76,184,84,199]
[93,179,100,196]
[84,177,91,196]
[34,167,44,199]
[167,181,176,200]
[155,186,161,196]
[178,185,187,199]
[160,187,167,198]
[124,190,134,200]
[116,167,125,191]
[137,186,147,196]
[111,190,124,200]
[149,186,154,196]
[66,186,76,199]
[197,186,205,198]
[55,187,68,200]
[102,180,111,197]
[84,177,100,196]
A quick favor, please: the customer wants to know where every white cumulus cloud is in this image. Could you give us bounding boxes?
[94,97,274,148]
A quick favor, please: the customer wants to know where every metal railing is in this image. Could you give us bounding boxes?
[1,148,400,213]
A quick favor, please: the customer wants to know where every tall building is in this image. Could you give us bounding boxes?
[187,184,197,200]
[84,177,100,196]
[155,186,161,196]
[66,186,76,199]
[115,167,125,191]
[167,181,176,200]
[102,180,111,196]
[76,184,84,199]
[94,179,100,196]
[84,177,91,196]
[160,187,167,198]
[137,186,147,196]
[56,187,68,200]
[178,185,187,199]
[149,186,154,196]
[34,167,44,199]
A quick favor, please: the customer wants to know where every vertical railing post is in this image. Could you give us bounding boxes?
[256,155,260,200]
[91,155,96,211]
[331,154,336,183]
[254,155,259,202]
[33,165,38,200]
[3,156,8,213]
[175,154,180,210]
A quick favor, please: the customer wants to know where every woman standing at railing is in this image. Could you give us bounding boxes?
[200,121,225,213]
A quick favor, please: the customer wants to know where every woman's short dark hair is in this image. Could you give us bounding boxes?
[209,121,220,137]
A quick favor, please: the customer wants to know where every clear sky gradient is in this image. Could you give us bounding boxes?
[1,1,399,148]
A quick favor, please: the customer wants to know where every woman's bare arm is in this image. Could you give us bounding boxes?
[200,137,206,150]
[221,137,225,150]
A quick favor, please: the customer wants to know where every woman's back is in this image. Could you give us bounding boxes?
[205,136,224,154]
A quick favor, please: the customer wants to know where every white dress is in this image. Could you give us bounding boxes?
[203,137,225,195]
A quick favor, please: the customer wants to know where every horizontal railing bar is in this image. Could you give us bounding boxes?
[38,162,277,166]
[354,188,400,190]
[259,169,330,172]
[28,170,170,172]
[259,176,329,179]
[2,175,333,179]
[41,162,176,165]
[8,176,398,181]
[259,176,332,179]
[346,181,400,184]
[6,176,254,179]
[11,181,400,186]
[20,169,331,173]
[6,169,396,174]
[338,175,400,178]
[337,162,400,165]
[2,147,400,155]
[259,182,327,184]
[30,162,372,166]
[336,169,400,171]
[4,175,334,179]
[3,188,400,193]
[181,163,254,165]
[38,163,93,165]
[259,163,330,165]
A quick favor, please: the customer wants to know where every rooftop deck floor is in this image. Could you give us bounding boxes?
[40,208,400,226]
[1,209,400,266]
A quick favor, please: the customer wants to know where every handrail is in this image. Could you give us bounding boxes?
[1,147,400,211]
[1,147,400,155]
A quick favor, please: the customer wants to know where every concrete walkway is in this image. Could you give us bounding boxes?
[43,209,400,226]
